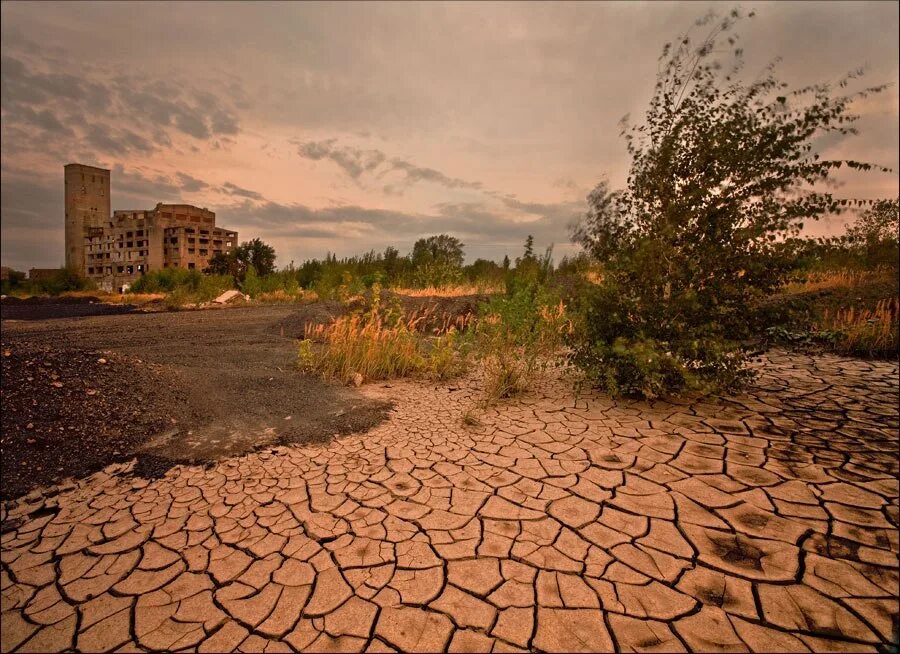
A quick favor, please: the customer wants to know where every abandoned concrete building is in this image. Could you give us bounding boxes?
[64,163,238,291]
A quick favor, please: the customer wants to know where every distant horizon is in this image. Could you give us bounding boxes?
[2,1,898,271]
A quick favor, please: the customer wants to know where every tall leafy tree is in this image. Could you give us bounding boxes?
[410,234,465,287]
[411,234,465,268]
[570,9,890,398]
[845,198,899,251]
[206,238,276,282]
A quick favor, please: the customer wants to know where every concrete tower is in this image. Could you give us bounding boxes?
[64,163,110,272]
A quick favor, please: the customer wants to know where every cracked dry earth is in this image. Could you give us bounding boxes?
[1,351,898,653]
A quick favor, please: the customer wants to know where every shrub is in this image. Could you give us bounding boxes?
[313,269,365,301]
[129,269,233,303]
[569,9,889,398]
[27,267,95,296]
[206,238,276,283]
[0,269,27,295]
[472,261,571,402]
[129,268,200,293]
[164,287,192,311]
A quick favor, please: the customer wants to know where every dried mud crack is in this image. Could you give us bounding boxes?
[0,346,897,652]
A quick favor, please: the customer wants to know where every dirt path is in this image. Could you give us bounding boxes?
[1,306,390,498]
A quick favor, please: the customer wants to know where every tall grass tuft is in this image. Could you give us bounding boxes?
[298,284,467,384]
[475,298,571,402]
[392,283,504,298]
[783,266,896,295]
[817,298,899,357]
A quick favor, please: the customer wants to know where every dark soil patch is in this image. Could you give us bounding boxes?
[1,305,391,499]
[1,344,180,498]
[1,295,142,320]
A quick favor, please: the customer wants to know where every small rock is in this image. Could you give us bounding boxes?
[97,358,107,364]
[352,372,364,387]
[51,381,63,388]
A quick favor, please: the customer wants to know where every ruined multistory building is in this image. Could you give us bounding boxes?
[64,163,238,291]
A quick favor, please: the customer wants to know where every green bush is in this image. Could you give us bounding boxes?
[29,267,95,295]
[472,248,570,401]
[128,268,233,302]
[129,268,201,293]
[0,269,27,295]
[569,10,888,399]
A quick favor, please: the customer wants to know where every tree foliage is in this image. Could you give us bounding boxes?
[411,234,465,268]
[570,9,890,398]
[410,234,465,287]
[206,238,277,282]
[845,198,899,253]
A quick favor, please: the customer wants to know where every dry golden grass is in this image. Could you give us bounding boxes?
[107,292,166,304]
[391,284,503,297]
[783,267,895,295]
[21,290,166,304]
[299,294,468,385]
[254,289,318,304]
[817,298,899,357]
[476,300,571,402]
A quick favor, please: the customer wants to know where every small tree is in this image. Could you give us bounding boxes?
[410,234,465,287]
[845,198,899,266]
[570,8,890,398]
[411,234,465,268]
[206,238,276,283]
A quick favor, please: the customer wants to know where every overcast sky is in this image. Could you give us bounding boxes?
[1,1,897,270]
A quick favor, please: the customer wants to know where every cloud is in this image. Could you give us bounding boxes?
[0,51,244,161]
[0,170,62,231]
[0,170,67,268]
[220,182,265,201]
[295,138,482,192]
[83,125,155,156]
[177,172,209,193]
[387,158,482,191]
[108,165,182,205]
[296,139,386,179]
[213,192,583,259]
[1,2,895,270]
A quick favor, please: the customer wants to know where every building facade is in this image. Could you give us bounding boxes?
[65,164,238,291]
[65,163,110,271]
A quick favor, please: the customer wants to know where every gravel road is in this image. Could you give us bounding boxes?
[1,304,391,498]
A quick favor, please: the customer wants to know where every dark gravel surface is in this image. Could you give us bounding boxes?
[0,345,179,499]
[0,295,142,320]
[1,305,391,499]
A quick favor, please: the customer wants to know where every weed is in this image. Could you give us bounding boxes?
[765,298,898,358]
[818,299,899,357]
[473,289,571,404]
[461,408,482,427]
[254,289,314,304]
[299,284,469,384]
[783,267,896,295]
[392,284,503,298]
